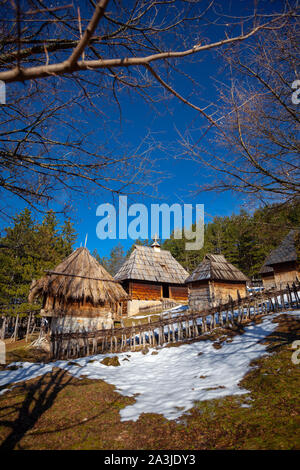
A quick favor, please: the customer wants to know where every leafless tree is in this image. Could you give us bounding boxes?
[0,0,297,217]
[180,11,300,206]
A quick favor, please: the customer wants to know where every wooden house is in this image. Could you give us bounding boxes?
[258,264,275,290]
[185,254,249,312]
[260,230,299,288]
[114,240,189,315]
[28,247,128,333]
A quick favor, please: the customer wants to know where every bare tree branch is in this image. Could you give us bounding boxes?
[0,0,298,217]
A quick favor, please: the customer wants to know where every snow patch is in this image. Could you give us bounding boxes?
[0,310,299,422]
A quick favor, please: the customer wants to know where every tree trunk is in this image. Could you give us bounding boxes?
[1,316,6,340]
[12,314,19,342]
[25,313,32,343]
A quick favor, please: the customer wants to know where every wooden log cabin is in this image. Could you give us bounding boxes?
[186,254,249,312]
[114,239,189,316]
[28,247,128,333]
[259,230,300,289]
[258,264,275,290]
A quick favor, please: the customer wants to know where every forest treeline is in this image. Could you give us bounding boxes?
[0,209,76,317]
[95,201,300,278]
[162,201,300,276]
[0,201,299,317]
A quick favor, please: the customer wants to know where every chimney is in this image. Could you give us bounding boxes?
[151,233,161,252]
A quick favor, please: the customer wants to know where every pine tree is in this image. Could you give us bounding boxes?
[61,218,77,257]
[107,243,126,276]
[0,209,38,316]
[0,208,78,318]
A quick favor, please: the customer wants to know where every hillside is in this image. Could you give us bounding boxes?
[0,310,299,450]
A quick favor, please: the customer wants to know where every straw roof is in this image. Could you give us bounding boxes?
[28,247,127,305]
[114,245,189,284]
[263,230,299,267]
[185,254,249,283]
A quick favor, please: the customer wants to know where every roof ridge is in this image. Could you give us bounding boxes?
[134,244,170,253]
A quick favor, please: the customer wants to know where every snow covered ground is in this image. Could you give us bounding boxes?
[0,310,299,422]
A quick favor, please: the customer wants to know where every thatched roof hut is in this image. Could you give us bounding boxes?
[114,242,189,315]
[29,247,128,332]
[186,254,249,311]
[260,230,299,288]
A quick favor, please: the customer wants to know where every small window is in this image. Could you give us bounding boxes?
[162,284,169,298]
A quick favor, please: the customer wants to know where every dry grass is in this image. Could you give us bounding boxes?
[0,336,50,367]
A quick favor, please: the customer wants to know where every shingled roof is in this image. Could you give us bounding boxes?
[264,230,299,267]
[114,245,189,284]
[258,263,274,275]
[185,254,249,283]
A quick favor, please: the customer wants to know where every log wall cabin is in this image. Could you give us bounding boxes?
[114,240,189,315]
[186,254,249,312]
[259,230,300,289]
[259,264,275,290]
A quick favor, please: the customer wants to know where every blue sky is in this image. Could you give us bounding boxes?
[69,37,246,256]
[2,0,285,257]
[71,63,244,257]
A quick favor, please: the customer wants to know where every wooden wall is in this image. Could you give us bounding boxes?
[129,281,162,300]
[43,295,117,318]
[188,280,247,312]
[128,281,188,302]
[262,273,276,290]
[169,285,188,301]
[211,281,247,305]
[187,281,211,312]
[273,261,299,287]
[121,301,127,316]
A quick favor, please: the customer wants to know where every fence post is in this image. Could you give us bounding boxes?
[159,324,163,346]
[292,282,300,308]
[286,283,293,308]
[50,333,55,358]
[202,316,207,333]
[48,282,300,360]
[218,306,223,326]
[177,320,181,340]
[172,321,176,342]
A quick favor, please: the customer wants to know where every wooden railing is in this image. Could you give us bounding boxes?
[137,299,182,315]
[50,281,300,359]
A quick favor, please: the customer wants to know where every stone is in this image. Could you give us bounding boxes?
[101,356,120,367]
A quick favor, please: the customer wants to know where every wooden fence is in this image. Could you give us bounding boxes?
[49,281,300,359]
[0,312,41,342]
[138,299,183,315]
